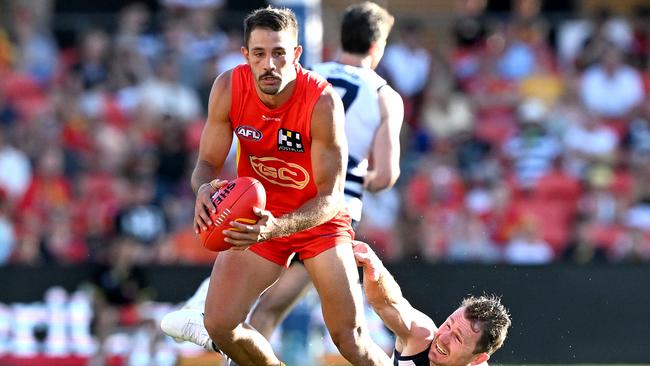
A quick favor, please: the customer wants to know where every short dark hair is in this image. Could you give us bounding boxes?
[243,6,298,48]
[340,1,394,54]
[462,295,511,355]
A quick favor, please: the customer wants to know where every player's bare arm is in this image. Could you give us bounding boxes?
[352,241,435,353]
[271,87,347,234]
[365,85,403,192]
[192,71,234,233]
[226,87,347,247]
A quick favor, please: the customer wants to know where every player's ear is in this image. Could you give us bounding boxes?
[293,45,303,65]
[470,352,489,365]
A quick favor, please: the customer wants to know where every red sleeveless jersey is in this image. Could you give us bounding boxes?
[229,64,327,215]
[229,64,353,265]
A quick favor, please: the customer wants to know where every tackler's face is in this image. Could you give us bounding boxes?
[243,28,302,96]
[428,307,489,366]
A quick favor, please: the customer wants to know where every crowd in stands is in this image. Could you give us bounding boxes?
[1,0,649,270]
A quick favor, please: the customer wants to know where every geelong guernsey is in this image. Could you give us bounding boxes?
[311,61,387,222]
[392,345,430,366]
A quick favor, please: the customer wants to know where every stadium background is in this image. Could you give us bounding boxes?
[1,0,649,364]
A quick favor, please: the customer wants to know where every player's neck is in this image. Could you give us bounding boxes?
[338,52,373,69]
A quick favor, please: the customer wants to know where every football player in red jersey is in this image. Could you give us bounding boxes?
[164,6,393,366]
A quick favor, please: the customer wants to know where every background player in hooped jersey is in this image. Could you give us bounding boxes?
[352,240,511,366]
[172,5,395,366]
[161,1,404,358]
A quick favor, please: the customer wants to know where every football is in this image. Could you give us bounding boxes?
[199,177,266,252]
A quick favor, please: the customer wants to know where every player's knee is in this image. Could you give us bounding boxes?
[328,325,366,356]
[203,310,237,344]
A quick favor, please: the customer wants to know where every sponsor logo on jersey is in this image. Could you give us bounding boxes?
[249,156,310,189]
[277,128,304,153]
[236,125,263,141]
[262,115,281,122]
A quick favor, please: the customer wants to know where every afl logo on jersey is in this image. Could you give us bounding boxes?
[236,126,263,141]
[249,156,310,189]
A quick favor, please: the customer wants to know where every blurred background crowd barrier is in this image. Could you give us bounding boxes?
[1,0,650,364]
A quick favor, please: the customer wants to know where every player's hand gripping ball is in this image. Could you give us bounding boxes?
[199,177,266,251]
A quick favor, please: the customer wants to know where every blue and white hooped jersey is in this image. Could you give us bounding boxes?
[311,61,387,222]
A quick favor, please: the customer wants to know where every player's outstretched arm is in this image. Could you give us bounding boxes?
[191,71,234,233]
[365,85,403,192]
[352,241,435,351]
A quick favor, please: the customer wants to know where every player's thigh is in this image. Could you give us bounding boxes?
[255,262,311,314]
[204,249,283,328]
[303,244,365,330]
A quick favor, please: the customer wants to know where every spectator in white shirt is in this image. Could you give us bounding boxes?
[563,113,619,178]
[504,220,554,264]
[0,129,31,201]
[580,45,644,119]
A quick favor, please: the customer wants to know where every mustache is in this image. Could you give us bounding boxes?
[259,71,281,80]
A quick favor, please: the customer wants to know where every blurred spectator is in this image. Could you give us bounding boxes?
[450,0,489,84]
[579,167,621,230]
[625,100,650,165]
[503,98,561,189]
[406,160,465,261]
[381,20,431,124]
[630,6,650,69]
[215,30,245,75]
[562,220,607,264]
[563,113,619,178]
[114,3,160,62]
[72,28,111,91]
[609,227,650,262]
[111,46,153,117]
[138,54,201,122]
[504,219,554,264]
[155,115,190,198]
[452,0,489,50]
[580,44,644,120]
[0,27,12,70]
[573,8,632,71]
[464,27,520,146]
[174,6,228,89]
[454,132,496,181]
[0,127,32,201]
[0,189,14,264]
[16,146,80,264]
[496,21,543,82]
[624,195,650,232]
[114,177,167,250]
[420,80,475,142]
[11,5,59,85]
[446,210,500,263]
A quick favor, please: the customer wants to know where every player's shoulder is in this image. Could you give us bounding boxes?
[212,67,235,91]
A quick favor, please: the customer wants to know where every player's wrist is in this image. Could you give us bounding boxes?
[197,182,213,195]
